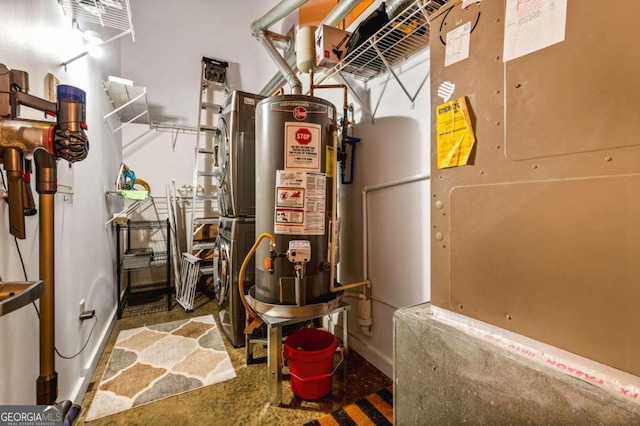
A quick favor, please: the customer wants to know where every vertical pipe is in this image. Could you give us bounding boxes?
[258,31,303,95]
[37,192,57,404]
[295,276,306,306]
[34,149,58,405]
[328,127,338,291]
[166,218,172,312]
[250,0,309,37]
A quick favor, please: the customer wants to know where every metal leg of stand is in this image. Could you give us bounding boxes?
[342,309,349,379]
[267,323,282,406]
[245,326,252,362]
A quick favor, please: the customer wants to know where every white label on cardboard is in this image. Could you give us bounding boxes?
[462,0,481,8]
[445,22,471,67]
[503,0,567,62]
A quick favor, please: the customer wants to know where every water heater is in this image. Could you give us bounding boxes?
[251,94,341,317]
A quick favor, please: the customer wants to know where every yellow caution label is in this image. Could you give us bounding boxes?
[436,96,476,169]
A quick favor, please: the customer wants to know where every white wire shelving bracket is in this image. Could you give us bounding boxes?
[103,79,199,146]
[150,122,199,151]
[104,192,153,227]
[316,0,445,120]
[58,0,135,40]
[58,0,135,70]
[103,79,149,134]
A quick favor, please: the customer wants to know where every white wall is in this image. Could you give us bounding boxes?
[0,1,122,404]
[330,51,432,378]
[290,1,432,378]
[119,0,286,198]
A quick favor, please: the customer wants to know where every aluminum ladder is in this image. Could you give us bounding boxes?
[179,57,227,310]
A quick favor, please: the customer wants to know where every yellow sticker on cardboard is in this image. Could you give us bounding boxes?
[436,96,476,169]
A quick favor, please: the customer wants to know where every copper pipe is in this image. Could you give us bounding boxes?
[37,193,56,404]
[310,84,349,111]
[34,150,57,405]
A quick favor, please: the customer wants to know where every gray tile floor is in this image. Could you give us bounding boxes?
[78,294,391,425]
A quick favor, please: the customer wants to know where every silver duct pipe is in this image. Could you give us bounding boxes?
[260,55,298,96]
[258,31,303,94]
[251,0,310,94]
[265,30,293,52]
[251,0,308,37]
[320,0,362,27]
[258,0,363,96]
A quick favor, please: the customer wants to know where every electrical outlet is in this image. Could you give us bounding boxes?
[79,300,85,318]
[80,310,95,320]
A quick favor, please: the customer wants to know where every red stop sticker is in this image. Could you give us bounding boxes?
[295,128,312,145]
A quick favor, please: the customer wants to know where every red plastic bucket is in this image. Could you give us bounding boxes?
[283,328,339,400]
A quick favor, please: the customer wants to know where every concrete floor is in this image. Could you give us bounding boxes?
[77,294,391,425]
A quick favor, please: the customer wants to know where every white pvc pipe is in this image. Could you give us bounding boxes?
[320,0,363,27]
[347,173,430,336]
[258,31,302,94]
[363,173,432,194]
[343,292,403,310]
[362,173,431,283]
[250,0,308,37]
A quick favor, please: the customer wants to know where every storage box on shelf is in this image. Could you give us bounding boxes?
[326,0,445,81]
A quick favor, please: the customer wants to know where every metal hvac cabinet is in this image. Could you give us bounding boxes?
[115,219,172,318]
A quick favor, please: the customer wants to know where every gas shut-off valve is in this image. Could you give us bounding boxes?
[287,240,311,264]
[288,240,311,307]
[264,239,311,272]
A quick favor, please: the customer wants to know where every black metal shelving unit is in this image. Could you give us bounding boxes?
[115,219,172,318]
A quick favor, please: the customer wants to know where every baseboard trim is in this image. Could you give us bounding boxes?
[69,306,117,404]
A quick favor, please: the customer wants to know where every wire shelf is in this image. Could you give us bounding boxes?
[58,0,135,38]
[326,0,445,82]
[103,79,149,129]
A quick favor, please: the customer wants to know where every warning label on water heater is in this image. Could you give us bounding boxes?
[285,122,321,171]
[274,170,325,235]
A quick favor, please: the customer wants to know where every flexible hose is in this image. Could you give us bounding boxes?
[133,178,151,192]
[239,233,276,334]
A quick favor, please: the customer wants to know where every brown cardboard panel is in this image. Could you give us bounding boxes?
[449,176,640,376]
[430,0,506,308]
[505,1,640,160]
[193,223,218,241]
[430,0,640,376]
